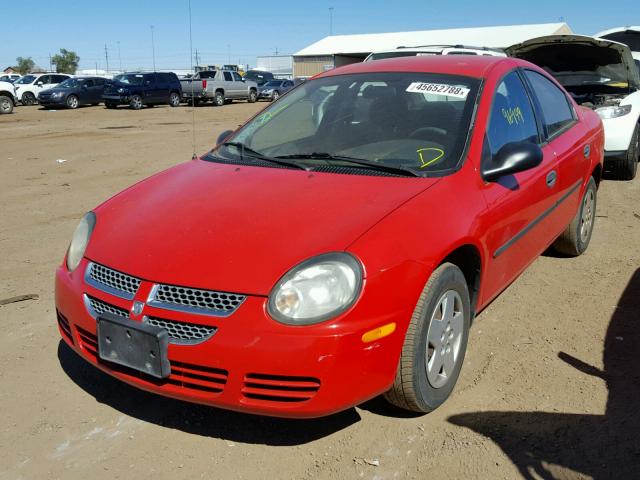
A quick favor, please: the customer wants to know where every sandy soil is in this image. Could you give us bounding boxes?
[1,103,639,480]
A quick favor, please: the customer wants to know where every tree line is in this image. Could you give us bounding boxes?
[14,49,80,75]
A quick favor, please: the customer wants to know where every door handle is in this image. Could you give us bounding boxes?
[546,170,557,188]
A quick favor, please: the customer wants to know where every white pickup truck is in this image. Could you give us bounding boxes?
[181,70,258,106]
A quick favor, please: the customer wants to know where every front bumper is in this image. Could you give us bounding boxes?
[38,96,65,106]
[102,94,128,105]
[55,258,415,418]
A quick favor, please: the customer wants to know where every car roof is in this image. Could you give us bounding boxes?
[317,55,511,79]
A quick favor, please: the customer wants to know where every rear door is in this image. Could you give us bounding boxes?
[153,73,170,102]
[93,78,107,103]
[522,69,587,225]
[479,70,562,303]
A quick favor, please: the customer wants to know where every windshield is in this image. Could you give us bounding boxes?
[209,72,480,175]
[114,74,145,85]
[15,75,36,85]
[57,78,87,88]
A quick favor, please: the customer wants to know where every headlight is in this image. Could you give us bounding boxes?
[66,212,96,271]
[263,89,273,94]
[596,104,632,119]
[117,87,127,94]
[268,253,363,325]
[52,91,64,98]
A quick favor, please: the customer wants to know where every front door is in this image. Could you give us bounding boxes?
[479,70,562,305]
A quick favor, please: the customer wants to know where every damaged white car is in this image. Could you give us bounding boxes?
[507,35,640,180]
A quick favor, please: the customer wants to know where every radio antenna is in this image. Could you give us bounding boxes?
[188,0,197,160]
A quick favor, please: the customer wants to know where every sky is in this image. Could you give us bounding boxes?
[1,0,638,72]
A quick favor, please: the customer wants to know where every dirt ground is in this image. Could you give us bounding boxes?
[1,102,639,480]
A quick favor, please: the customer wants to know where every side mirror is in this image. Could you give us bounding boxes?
[216,129,234,145]
[36,81,43,86]
[482,142,543,182]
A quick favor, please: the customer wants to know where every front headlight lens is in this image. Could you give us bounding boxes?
[268,253,363,325]
[66,212,96,271]
[596,104,632,119]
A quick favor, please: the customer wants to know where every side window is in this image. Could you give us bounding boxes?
[232,72,243,82]
[223,71,232,82]
[84,79,95,87]
[485,71,539,158]
[54,75,68,83]
[94,78,105,86]
[145,74,155,85]
[284,81,293,87]
[38,75,51,84]
[523,70,575,138]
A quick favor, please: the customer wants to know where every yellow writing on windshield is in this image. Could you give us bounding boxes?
[417,147,445,169]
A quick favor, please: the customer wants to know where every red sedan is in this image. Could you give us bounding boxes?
[55,56,604,418]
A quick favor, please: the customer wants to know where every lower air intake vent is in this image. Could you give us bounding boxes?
[56,310,74,344]
[242,373,321,403]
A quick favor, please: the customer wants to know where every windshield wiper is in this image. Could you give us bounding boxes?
[219,142,308,170]
[274,152,420,177]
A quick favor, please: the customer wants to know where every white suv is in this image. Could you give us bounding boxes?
[507,35,640,180]
[14,73,71,105]
[0,80,17,114]
[364,45,506,62]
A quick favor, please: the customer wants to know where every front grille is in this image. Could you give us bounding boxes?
[87,262,141,299]
[150,284,245,316]
[56,310,74,344]
[85,294,129,318]
[145,316,216,344]
[75,327,227,395]
[242,373,321,403]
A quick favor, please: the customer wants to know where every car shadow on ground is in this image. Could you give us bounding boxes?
[448,268,640,478]
[57,342,360,445]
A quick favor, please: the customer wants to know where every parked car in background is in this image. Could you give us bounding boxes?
[507,35,640,180]
[102,72,182,110]
[0,74,20,83]
[14,73,71,105]
[243,69,274,86]
[55,56,603,418]
[0,80,17,114]
[180,70,258,106]
[364,45,506,62]
[38,77,110,109]
[258,79,295,101]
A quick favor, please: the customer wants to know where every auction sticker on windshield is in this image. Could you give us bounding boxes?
[406,82,470,99]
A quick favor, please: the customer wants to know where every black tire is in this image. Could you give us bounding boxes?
[248,89,257,103]
[105,103,117,109]
[553,176,597,256]
[385,263,471,413]
[615,124,639,180]
[66,95,79,109]
[0,95,13,114]
[22,92,36,106]
[272,90,280,101]
[129,94,143,110]
[213,90,225,107]
[169,92,180,107]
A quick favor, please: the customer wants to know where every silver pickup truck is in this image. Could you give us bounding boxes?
[181,70,258,106]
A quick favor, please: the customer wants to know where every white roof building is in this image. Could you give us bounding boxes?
[292,22,573,77]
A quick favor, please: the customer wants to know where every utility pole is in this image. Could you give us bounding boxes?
[275,47,279,55]
[151,25,156,71]
[329,7,334,35]
[117,41,122,71]
[194,48,200,66]
[104,44,110,72]
[49,53,53,72]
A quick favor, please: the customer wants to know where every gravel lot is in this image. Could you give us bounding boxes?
[1,103,639,479]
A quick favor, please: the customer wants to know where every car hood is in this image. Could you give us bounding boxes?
[506,35,640,90]
[86,159,439,295]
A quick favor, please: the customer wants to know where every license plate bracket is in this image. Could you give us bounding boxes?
[97,312,170,379]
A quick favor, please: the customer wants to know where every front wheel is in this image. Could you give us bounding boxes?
[616,124,639,180]
[248,89,257,103]
[22,92,36,106]
[168,92,180,107]
[384,263,471,413]
[553,176,597,256]
[66,95,79,109]
[129,94,143,110]
[0,95,13,114]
